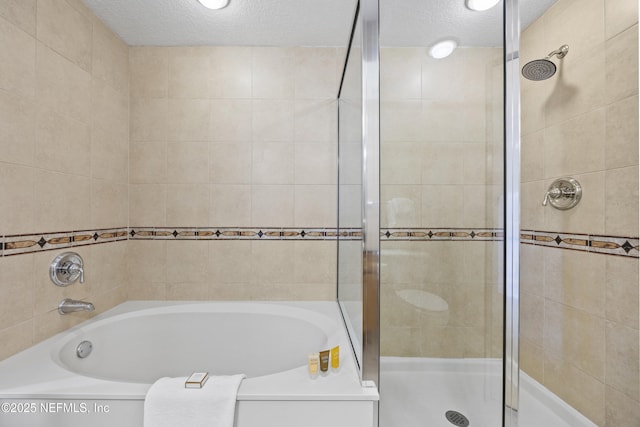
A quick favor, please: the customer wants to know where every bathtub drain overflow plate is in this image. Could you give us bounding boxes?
[76,340,93,358]
[445,410,470,427]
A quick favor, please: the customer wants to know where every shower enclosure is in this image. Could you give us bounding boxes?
[338,0,638,426]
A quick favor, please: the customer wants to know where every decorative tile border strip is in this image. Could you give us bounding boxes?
[2,228,128,257]
[1,226,636,258]
[380,228,503,241]
[521,229,639,258]
[128,227,363,241]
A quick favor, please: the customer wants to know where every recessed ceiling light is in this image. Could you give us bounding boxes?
[466,0,500,11]
[429,40,458,59]
[198,0,229,10]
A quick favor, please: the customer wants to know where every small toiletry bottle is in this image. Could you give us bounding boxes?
[308,353,320,379]
[319,349,330,376]
[330,345,340,372]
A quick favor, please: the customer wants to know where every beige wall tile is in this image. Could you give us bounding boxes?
[129,184,167,226]
[605,166,639,237]
[463,143,487,185]
[381,100,423,141]
[91,180,127,229]
[130,98,168,142]
[166,142,209,184]
[129,47,168,99]
[209,142,252,184]
[294,100,337,143]
[209,241,252,284]
[463,185,488,227]
[544,301,605,381]
[126,240,166,285]
[520,83,548,135]
[165,241,209,284]
[130,142,167,184]
[605,256,639,329]
[209,47,252,99]
[167,99,210,141]
[0,0,35,36]
[605,24,638,104]
[544,108,605,178]
[0,319,34,361]
[251,47,294,99]
[521,181,546,231]
[521,130,544,182]
[295,143,337,185]
[421,185,464,227]
[605,0,639,39]
[605,95,639,169]
[252,100,294,142]
[293,241,337,285]
[544,0,606,61]
[91,126,128,183]
[128,282,166,300]
[250,241,295,285]
[91,21,128,94]
[210,184,251,226]
[166,184,209,226]
[210,99,252,141]
[0,16,35,99]
[605,386,640,426]
[543,250,606,316]
[36,0,92,72]
[33,305,88,343]
[166,283,209,300]
[251,185,294,227]
[0,163,36,235]
[380,143,422,185]
[520,339,544,383]
[543,352,605,426]
[381,48,422,100]
[168,47,211,99]
[423,99,486,142]
[294,185,337,227]
[544,48,606,128]
[520,245,546,296]
[0,254,34,330]
[294,47,338,99]
[88,241,128,296]
[422,143,464,185]
[605,321,640,401]
[521,292,544,346]
[35,107,91,177]
[91,78,128,138]
[0,88,35,166]
[252,142,294,184]
[34,170,92,232]
[381,185,421,228]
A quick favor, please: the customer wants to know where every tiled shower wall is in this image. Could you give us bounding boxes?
[379,47,505,358]
[0,0,129,360]
[126,46,342,300]
[519,0,639,425]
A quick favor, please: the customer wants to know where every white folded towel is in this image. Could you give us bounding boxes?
[144,374,245,427]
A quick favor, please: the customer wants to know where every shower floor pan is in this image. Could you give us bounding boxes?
[380,357,596,427]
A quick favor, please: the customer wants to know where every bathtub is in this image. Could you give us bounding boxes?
[0,301,378,427]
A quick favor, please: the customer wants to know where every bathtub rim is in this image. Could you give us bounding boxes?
[0,301,378,402]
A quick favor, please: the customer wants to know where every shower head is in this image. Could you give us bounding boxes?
[521,44,569,81]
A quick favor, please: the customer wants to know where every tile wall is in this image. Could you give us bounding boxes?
[126,46,342,300]
[520,0,639,424]
[379,47,505,358]
[0,0,129,360]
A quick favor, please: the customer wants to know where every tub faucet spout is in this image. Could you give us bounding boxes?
[58,298,95,315]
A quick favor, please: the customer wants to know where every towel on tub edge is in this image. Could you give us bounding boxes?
[144,374,246,427]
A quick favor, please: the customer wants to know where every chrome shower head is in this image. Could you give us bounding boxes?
[522,44,569,81]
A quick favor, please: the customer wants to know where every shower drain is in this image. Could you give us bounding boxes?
[445,410,470,427]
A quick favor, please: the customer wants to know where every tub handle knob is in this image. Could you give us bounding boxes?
[50,252,85,287]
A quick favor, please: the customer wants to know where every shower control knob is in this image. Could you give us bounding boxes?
[541,177,582,210]
[50,252,85,287]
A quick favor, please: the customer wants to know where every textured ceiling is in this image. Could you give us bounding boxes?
[82,0,557,47]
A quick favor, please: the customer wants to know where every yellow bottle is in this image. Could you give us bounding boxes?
[330,345,340,372]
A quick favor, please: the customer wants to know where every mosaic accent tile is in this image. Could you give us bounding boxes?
[128,227,356,241]
[521,230,639,258]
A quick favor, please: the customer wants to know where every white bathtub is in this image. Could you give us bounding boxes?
[0,301,378,427]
